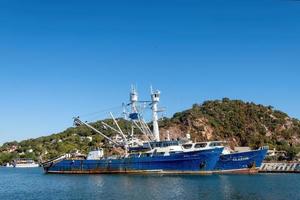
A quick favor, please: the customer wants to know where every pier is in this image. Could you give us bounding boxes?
[259,162,300,173]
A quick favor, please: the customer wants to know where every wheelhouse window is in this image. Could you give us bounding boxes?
[182,144,193,149]
[194,143,207,148]
[149,141,180,148]
[209,142,222,147]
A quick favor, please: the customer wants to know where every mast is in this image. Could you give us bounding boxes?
[151,87,161,141]
[130,85,138,113]
[128,86,154,143]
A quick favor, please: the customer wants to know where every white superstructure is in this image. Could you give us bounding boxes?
[13,159,39,168]
[87,148,104,160]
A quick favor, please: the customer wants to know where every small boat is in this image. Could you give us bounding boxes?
[13,159,39,168]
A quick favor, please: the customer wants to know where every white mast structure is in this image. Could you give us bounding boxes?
[129,86,152,138]
[151,87,161,142]
[130,86,138,114]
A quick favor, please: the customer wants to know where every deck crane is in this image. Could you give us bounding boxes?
[73,117,129,154]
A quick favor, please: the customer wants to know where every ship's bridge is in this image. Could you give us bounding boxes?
[143,141,180,149]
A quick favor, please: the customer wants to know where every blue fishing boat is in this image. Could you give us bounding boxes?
[43,142,223,174]
[43,87,224,174]
[169,141,268,174]
[214,146,268,173]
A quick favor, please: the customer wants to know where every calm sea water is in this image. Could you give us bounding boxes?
[0,167,299,200]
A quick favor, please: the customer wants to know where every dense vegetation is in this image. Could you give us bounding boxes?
[0,119,133,165]
[1,98,300,165]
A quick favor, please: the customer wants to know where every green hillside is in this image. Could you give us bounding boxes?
[1,98,300,165]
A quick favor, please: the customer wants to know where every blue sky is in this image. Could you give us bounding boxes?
[0,0,299,144]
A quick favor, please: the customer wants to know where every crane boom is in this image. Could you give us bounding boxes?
[73,117,120,146]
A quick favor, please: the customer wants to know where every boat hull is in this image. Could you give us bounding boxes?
[213,148,268,174]
[44,148,223,174]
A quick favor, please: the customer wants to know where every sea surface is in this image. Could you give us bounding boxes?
[0,167,299,200]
